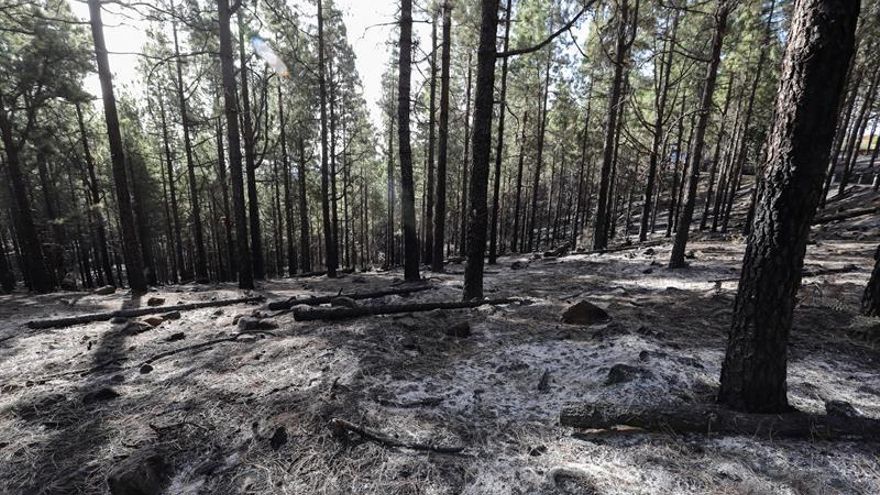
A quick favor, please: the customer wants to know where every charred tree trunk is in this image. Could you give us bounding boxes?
[217,0,254,289]
[238,13,264,281]
[459,58,473,257]
[317,0,338,278]
[424,12,438,265]
[398,0,420,282]
[718,0,858,413]
[669,0,730,268]
[510,111,528,253]
[462,0,499,300]
[431,1,452,272]
[489,0,513,264]
[88,0,147,294]
[279,84,296,276]
[297,137,311,273]
[159,99,187,283]
[863,245,880,317]
[527,55,552,253]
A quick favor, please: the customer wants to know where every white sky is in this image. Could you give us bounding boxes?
[67,0,418,127]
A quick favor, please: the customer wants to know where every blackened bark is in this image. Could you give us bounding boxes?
[424,12,438,265]
[385,85,396,268]
[462,0,498,300]
[217,0,254,289]
[718,0,858,413]
[159,99,187,282]
[510,111,527,253]
[88,0,147,294]
[669,0,730,268]
[863,245,880,316]
[318,0,338,277]
[489,0,513,264]
[278,84,296,276]
[398,0,420,282]
[459,58,473,257]
[527,55,551,253]
[215,114,236,281]
[702,74,735,230]
[173,18,208,282]
[431,1,452,272]
[297,137,311,273]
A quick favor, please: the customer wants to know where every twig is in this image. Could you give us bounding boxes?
[329,417,464,454]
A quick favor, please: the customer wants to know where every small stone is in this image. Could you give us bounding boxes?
[238,317,278,331]
[685,250,696,259]
[108,452,171,495]
[94,285,117,296]
[638,350,650,362]
[825,400,861,418]
[529,445,547,457]
[143,316,164,327]
[605,364,653,385]
[643,248,656,256]
[162,311,181,321]
[511,261,528,270]
[166,332,185,342]
[83,387,120,404]
[561,301,611,326]
[139,364,153,374]
[146,297,165,307]
[330,296,359,308]
[269,426,288,450]
[123,321,153,335]
[110,316,129,324]
[110,374,125,383]
[445,321,471,338]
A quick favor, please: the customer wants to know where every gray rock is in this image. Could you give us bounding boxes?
[561,301,611,325]
[142,316,164,328]
[605,364,653,385]
[146,297,165,307]
[108,452,171,495]
[94,285,117,296]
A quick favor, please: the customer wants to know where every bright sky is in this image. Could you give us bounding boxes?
[67,0,420,127]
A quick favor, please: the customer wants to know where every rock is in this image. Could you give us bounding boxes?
[143,316,164,328]
[83,387,120,404]
[638,350,650,362]
[110,316,129,324]
[643,248,656,256]
[146,297,165,307]
[238,317,278,331]
[825,400,861,418]
[94,285,117,296]
[560,301,611,326]
[165,332,185,342]
[330,296,359,309]
[123,321,153,335]
[269,426,288,450]
[445,321,471,338]
[605,364,653,385]
[685,250,696,259]
[108,452,172,495]
[529,445,547,457]
[139,364,153,374]
[642,268,654,274]
[162,311,181,321]
[511,261,528,270]
[60,274,78,291]
[110,375,125,383]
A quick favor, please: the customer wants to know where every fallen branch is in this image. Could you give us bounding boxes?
[710,264,860,284]
[141,330,274,365]
[267,284,434,311]
[813,206,878,224]
[329,417,464,454]
[293,297,519,321]
[560,401,880,440]
[27,296,264,329]
[291,267,356,278]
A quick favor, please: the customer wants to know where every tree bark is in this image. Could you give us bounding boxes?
[87,0,147,294]
[432,1,452,272]
[297,137,311,273]
[669,0,730,268]
[718,0,858,413]
[423,12,438,265]
[510,111,528,253]
[317,0,338,278]
[527,54,552,252]
[398,0,420,282]
[217,0,254,290]
[462,0,499,300]
[862,245,880,316]
[459,57,473,257]
[489,0,513,264]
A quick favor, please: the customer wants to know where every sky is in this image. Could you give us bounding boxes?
[67,0,421,127]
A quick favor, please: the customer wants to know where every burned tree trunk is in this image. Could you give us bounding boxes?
[317,0,338,278]
[509,111,528,253]
[398,0,420,282]
[489,0,513,264]
[432,1,452,272]
[718,0,858,413]
[88,0,147,294]
[862,245,880,316]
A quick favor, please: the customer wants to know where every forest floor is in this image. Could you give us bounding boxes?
[1,202,879,494]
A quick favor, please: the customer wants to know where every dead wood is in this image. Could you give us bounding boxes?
[329,417,464,454]
[291,268,356,278]
[26,296,265,330]
[267,284,434,311]
[559,401,880,440]
[141,330,275,365]
[711,264,860,284]
[812,206,878,224]
[293,297,519,321]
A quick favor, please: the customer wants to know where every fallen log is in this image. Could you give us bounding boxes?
[560,401,880,440]
[293,297,519,321]
[710,264,860,284]
[813,206,877,224]
[27,296,264,330]
[141,329,275,366]
[267,284,434,311]
[329,417,464,454]
[581,239,666,256]
[291,267,356,278]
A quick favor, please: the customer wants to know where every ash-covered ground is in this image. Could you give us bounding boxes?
[1,232,878,494]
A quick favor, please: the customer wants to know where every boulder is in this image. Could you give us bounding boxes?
[94,285,117,296]
[560,301,611,326]
[107,452,171,495]
[146,297,165,307]
[142,316,164,328]
[605,364,653,385]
